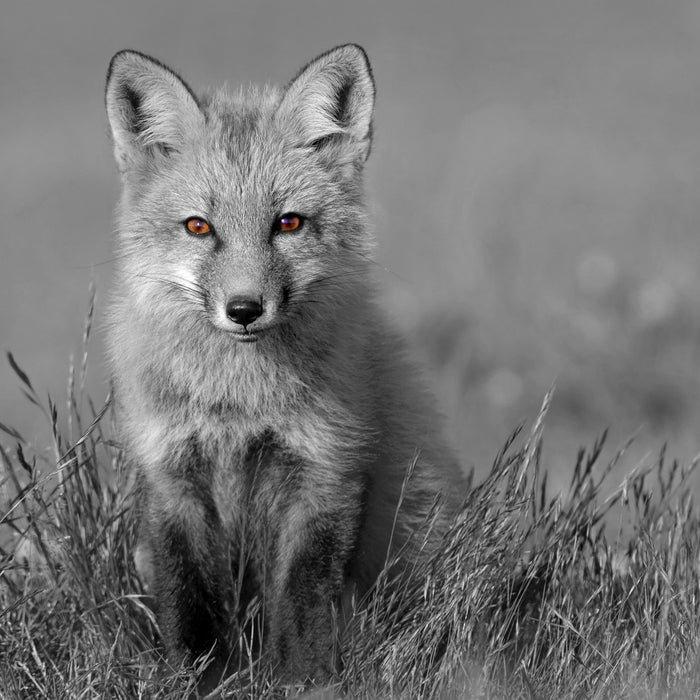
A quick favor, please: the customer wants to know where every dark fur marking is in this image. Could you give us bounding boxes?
[330,79,352,128]
[158,518,230,659]
[309,132,344,153]
[140,436,232,665]
[364,121,374,160]
[120,84,144,134]
[346,471,372,577]
[242,429,275,464]
[277,632,289,668]
[174,437,218,496]
[230,555,265,658]
[243,430,304,483]
[286,517,342,638]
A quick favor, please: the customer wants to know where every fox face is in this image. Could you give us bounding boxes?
[107,48,375,361]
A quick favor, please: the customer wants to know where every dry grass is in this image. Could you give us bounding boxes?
[2,305,700,699]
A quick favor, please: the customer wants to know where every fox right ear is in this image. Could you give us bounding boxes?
[277,44,375,165]
[105,50,204,171]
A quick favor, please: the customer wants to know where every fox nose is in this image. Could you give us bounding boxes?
[225,296,263,328]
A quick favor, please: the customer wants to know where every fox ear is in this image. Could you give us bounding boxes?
[278,44,375,164]
[105,50,204,171]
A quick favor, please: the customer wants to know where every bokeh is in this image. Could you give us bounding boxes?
[3,0,700,497]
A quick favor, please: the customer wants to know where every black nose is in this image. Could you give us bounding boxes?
[225,296,263,328]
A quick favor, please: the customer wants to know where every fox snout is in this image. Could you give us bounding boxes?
[211,285,280,338]
[225,295,264,329]
[204,245,286,337]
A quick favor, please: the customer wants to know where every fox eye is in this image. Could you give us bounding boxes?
[276,213,304,233]
[184,217,212,236]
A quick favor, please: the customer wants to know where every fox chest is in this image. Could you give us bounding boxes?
[207,429,305,537]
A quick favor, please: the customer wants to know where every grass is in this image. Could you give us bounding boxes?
[2,311,700,698]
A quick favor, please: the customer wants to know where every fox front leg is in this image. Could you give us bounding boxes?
[269,506,361,682]
[142,486,233,692]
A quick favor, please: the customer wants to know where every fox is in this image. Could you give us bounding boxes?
[104,44,465,692]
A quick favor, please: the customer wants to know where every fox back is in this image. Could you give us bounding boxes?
[105,45,465,691]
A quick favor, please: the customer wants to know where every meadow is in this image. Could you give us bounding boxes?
[1,300,699,699]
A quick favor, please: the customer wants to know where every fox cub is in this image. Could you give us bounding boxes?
[105,44,465,689]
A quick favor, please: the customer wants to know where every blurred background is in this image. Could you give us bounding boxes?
[3,0,700,498]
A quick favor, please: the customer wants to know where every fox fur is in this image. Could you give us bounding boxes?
[104,44,465,690]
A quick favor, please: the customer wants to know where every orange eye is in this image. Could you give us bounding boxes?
[185,218,212,235]
[277,213,303,232]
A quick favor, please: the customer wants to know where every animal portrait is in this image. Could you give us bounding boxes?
[3,5,700,699]
[104,43,465,691]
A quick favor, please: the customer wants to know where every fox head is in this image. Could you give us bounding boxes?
[105,46,376,354]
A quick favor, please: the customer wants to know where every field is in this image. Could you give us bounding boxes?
[1,314,700,699]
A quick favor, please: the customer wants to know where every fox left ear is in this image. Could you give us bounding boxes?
[105,50,204,173]
[277,44,375,164]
